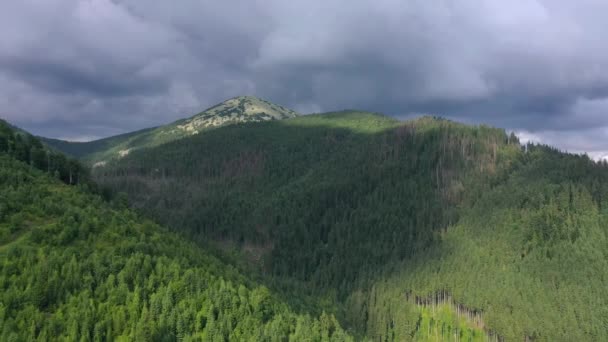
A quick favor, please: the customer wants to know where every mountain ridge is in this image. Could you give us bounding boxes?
[41,95,299,164]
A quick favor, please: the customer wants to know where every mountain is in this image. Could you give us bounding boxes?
[94,111,608,341]
[168,95,299,131]
[0,121,352,340]
[41,96,299,165]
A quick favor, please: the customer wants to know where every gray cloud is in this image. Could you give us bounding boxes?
[1,0,608,155]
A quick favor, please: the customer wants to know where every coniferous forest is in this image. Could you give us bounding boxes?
[3,106,608,341]
[0,120,351,341]
[92,111,608,341]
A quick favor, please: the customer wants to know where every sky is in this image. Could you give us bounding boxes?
[1,1,608,158]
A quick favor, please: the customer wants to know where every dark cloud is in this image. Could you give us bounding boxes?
[1,0,608,156]
[1,55,169,96]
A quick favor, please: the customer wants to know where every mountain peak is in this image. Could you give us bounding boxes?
[169,95,298,135]
[198,95,298,119]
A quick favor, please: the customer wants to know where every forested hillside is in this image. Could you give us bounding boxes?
[94,111,608,341]
[0,119,88,186]
[0,126,352,340]
[94,112,512,294]
[362,144,608,340]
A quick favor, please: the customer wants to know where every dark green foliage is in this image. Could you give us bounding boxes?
[95,112,608,341]
[96,113,508,295]
[0,152,352,340]
[359,145,608,341]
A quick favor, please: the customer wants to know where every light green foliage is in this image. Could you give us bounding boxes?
[414,305,486,342]
[0,151,352,341]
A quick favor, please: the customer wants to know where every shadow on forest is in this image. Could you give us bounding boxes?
[93,111,517,336]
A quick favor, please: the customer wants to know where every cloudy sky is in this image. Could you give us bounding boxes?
[1,0,608,158]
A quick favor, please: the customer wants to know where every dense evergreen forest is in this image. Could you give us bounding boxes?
[0,120,88,186]
[0,126,353,340]
[94,112,513,296]
[93,111,608,341]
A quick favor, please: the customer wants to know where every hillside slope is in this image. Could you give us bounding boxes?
[95,111,608,341]
[0,119,88,186]
[40,126,157,159]
[0,126,351,340]
[42,96,299,165]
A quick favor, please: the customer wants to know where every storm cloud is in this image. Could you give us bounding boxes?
[1,0,608,156]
